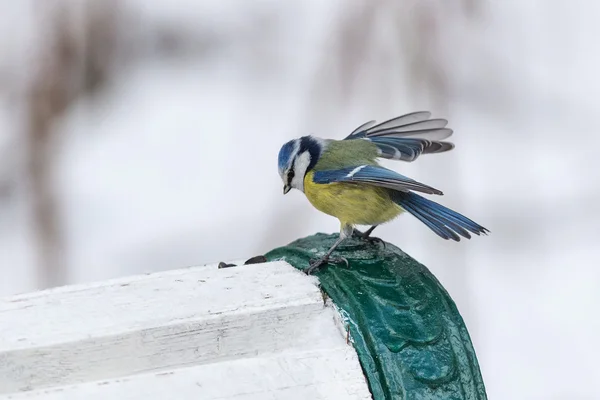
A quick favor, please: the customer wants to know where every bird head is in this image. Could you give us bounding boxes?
[278,136,323,194]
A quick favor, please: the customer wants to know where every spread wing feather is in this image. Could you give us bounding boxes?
[344,111,455,162]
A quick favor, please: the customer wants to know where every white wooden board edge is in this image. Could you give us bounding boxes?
[0,348,372,400]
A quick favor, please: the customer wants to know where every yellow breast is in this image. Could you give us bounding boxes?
[303,170,403,226]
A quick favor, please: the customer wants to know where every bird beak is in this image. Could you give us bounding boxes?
[283,185,291,194]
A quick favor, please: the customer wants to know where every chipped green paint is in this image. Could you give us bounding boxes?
[265,233,487,400]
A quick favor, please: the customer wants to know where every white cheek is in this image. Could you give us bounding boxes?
[292,174,305,192]
[291,152,311,192]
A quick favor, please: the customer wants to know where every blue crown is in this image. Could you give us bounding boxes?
[278,140,296,172]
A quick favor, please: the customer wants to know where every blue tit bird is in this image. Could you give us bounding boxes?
[277,111,489,275]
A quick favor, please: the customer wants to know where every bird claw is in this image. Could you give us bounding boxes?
[305,256,349,275]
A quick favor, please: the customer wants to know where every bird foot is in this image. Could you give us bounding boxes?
[305,256,349,275]
[352,230,386,248]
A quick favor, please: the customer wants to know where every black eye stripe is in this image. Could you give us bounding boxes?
[287,169,295,184]
[298,136,321,173]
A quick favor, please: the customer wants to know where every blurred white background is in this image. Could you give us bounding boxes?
[1,1,599,398]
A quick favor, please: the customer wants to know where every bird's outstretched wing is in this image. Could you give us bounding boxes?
[344,111,454,162]
[312,165,443,195]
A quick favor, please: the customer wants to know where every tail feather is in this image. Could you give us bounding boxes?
[393,191,489,241]
[414,203,472,239]
[408,193,484,234]
[400,202,460,241]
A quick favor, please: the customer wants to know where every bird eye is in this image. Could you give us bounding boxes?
[287,169,295,184]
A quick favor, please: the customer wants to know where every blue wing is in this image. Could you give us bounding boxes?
[344,111,454,162]
[312,165,443,195]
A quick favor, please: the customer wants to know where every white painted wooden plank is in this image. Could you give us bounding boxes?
[0,348,372,400]
[0,262,357,394]
[1,261,314,351]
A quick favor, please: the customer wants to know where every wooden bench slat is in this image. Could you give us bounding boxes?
[0,348,371,400]
[0,261,370,398]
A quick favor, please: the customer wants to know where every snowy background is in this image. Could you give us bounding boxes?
[1,1,599,399]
